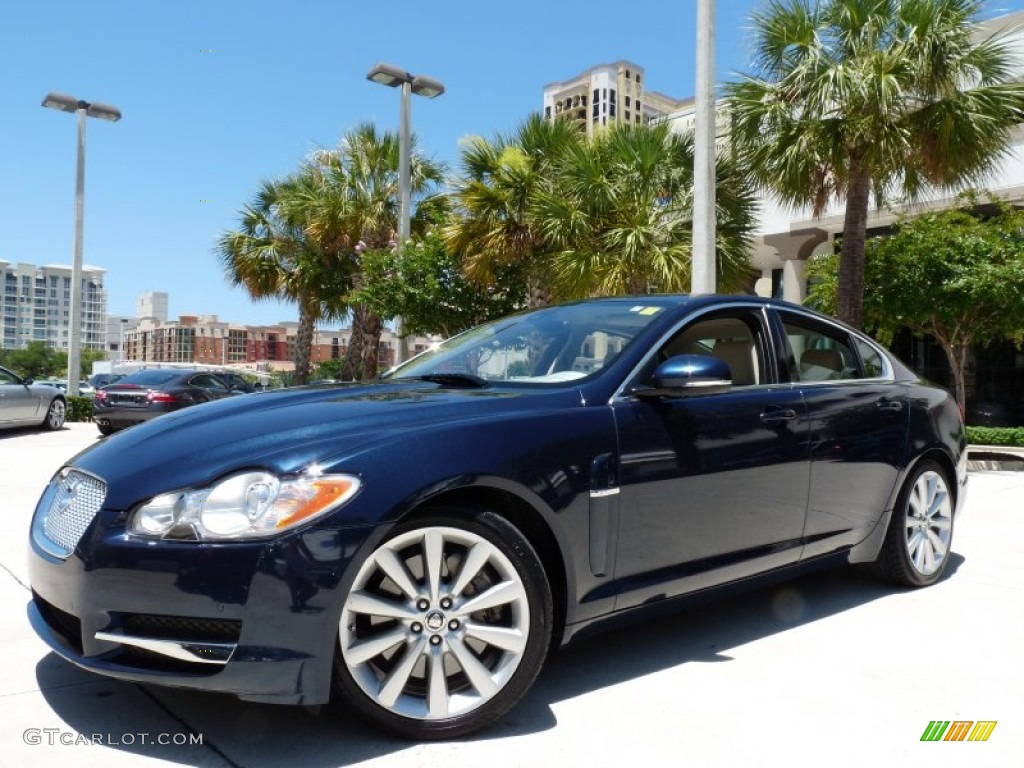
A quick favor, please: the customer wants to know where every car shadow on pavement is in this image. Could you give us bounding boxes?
[35,555,964,767]
[0,425,66,440]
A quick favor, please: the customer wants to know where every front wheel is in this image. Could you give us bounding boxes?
[333,509,552,739]
[42,399,66,430]
[872,460,955,587]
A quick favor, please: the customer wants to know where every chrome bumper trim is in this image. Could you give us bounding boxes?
[94,630,236,665]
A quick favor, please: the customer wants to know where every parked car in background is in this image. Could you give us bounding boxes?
[92,368,235,435]
[0,365,66,431]
[27,296,966,739]
[32,379,96,397]
[88,373,124,389]
[216,371,259,394]
[32,379,67,391]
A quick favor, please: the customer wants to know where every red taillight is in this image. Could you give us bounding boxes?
[95,390,107,402]
[147,391,179,403]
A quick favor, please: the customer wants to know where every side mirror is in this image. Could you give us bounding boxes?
[635,354,732,397]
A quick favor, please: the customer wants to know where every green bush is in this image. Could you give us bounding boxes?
[966,426,1024,447]
[66,396,94,423]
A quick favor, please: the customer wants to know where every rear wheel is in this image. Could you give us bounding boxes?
[97,423,115,436]
[333,508,552,739]
[42,399,65,430]
[872,460,954,587]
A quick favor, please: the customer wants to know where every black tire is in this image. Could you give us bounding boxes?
[872,460,955,587]
[97,423,116,436]
[332,507,553,740]
[41,398,66,431]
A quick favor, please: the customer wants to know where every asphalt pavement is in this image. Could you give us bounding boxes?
[1,422,1021,767]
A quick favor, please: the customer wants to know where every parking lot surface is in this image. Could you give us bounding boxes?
[1,423,1020,767]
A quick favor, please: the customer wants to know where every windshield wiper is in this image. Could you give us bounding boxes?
[409,373,489,388]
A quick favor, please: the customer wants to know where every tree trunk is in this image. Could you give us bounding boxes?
[294,300,315,385]
[940,340,970,418]
[526,273,551,309]
[360,309,384,381]
[344,305,366,381]
[837,164,872,329]
[345,304,384,382]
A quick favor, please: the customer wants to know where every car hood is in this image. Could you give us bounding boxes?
[69,381,582,509]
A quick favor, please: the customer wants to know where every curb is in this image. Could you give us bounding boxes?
[966,444,1024,472]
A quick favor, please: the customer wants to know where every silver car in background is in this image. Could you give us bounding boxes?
[0,365,66,431]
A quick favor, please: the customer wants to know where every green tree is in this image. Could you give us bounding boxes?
[444,114,584,307]
[807,203,1024,411]
[217,170,351,384]
[308,123,445,380]
[79,348,108,381]
[726,0,1024,329]
[2,342,63,379]
[311,358,346,381]
[357,223,526,339]
[537,122,758,296]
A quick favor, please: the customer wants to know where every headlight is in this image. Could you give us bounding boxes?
[130,470,361,541]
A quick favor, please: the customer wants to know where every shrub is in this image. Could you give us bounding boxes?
[966,426,1024,447]
[66,396,94,423]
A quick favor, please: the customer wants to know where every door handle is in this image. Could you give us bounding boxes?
[760,408,797,425]
[877,399,903,413]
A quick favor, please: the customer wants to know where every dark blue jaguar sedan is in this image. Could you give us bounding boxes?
[27,296,966,739]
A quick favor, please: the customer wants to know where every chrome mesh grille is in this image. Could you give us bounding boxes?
[41,470,107,556]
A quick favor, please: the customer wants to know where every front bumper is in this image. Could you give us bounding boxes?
[27,473,377,705]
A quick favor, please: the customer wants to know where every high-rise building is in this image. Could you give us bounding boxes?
[136,291,168,323]
[0,260,107,351]
[543,60,689,137]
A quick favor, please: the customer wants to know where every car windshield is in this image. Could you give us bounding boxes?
[385,300,675,385]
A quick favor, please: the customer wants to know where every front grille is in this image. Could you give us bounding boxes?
[41,469,107,556]
[121,613,242,643]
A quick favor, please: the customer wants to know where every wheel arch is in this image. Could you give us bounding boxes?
[911,447,959,507]
[850,444,961,566]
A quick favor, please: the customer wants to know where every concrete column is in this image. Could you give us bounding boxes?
[782,259,807,304]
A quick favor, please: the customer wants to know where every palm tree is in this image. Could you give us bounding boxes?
[725,0,1024,328]
[310,123,445,379]
[536,123,758,296]
[216,171,351,384]
[444,113,584,307]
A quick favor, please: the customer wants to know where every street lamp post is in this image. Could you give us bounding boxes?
[692,0,717,295]
[42,92,121,396]
[366,63,444,364]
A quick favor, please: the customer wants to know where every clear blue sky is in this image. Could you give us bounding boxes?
[4,0,1022,327]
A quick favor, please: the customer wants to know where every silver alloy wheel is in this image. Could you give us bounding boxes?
[340,526,531,721]
[903,469,953,576]
[47,399,66,429]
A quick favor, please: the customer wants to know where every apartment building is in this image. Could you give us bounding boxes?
[543,60,689,137]
[122,313,436,373]
[0,260,107,352]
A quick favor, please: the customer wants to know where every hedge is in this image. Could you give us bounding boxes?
[966,426,1024,447]
[66,396,94,423]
